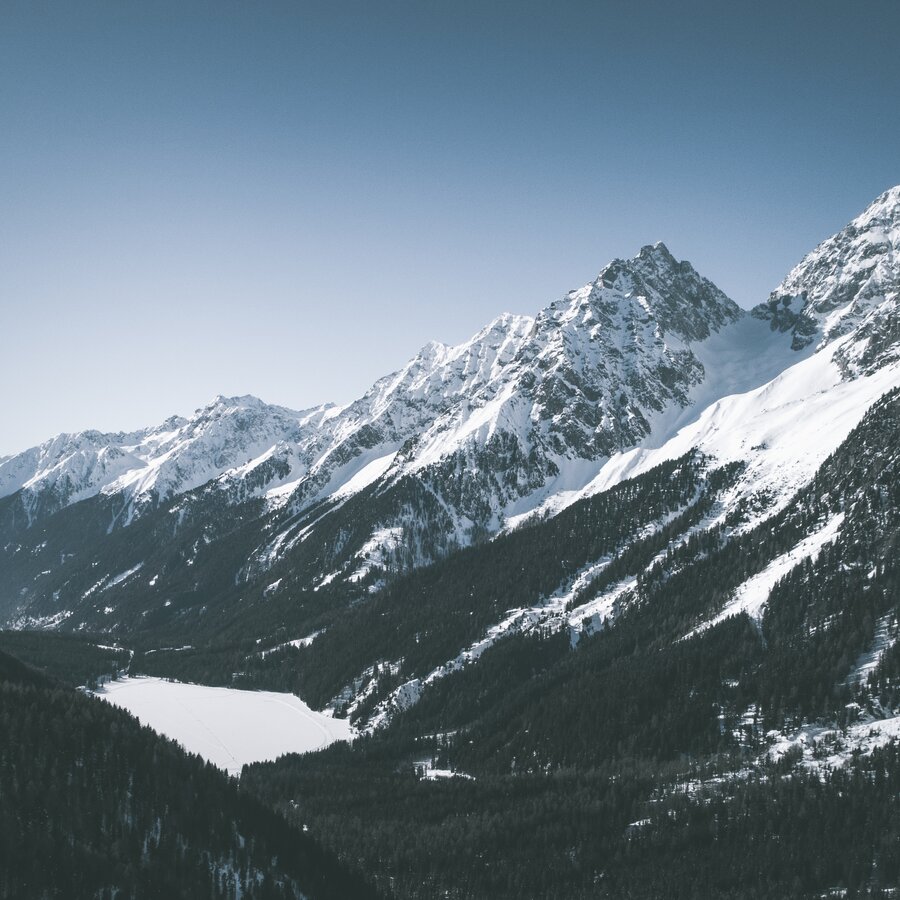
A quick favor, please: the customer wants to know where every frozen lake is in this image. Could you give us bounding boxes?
[97,676,352,776]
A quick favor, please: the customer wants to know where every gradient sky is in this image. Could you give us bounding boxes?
[2,1,899,455]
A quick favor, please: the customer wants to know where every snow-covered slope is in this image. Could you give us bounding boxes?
[551,333,900,528]
[394,244,742,469]
[3,185,900,636]
[253,241,751,537]
[0,397,336,523]
[508,186,900,531]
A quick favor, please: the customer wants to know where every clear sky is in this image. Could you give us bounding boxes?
[2,0,899,455]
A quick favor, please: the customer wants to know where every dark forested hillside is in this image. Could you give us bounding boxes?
[131,451,735,707]
[0,629,129,688]
[244,737,900,900]
[0,648,381,900]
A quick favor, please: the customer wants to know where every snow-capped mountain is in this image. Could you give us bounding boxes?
[0,398,339,525]
[397,241,742,465]
[499,186,900,531]
[1,242,749,543]
[2,185,900,650]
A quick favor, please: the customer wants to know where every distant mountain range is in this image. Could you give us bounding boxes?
[3,186,898,642]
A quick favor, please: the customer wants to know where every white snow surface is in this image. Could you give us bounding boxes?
[97,677,352,776]
[327,449,399,500]
[103,562,145,591]
[415,760,474,781]
[259,630,325,656]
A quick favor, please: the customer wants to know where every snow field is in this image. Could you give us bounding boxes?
[97,676,352,776]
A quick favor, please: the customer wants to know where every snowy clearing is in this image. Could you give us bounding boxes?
[96,676,352,776]
[766,713,900,773]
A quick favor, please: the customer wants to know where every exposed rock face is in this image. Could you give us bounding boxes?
[754,185,900,373]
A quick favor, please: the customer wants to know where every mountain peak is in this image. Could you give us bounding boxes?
[867,182,900,209]
[637,241,676,262]
[756,185,900,361]
[417,339,449,358]
[589,243,740,343]
[206,394,267,410]
[852,183,900,231]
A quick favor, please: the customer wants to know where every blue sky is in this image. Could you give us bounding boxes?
[2,1,899,454]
